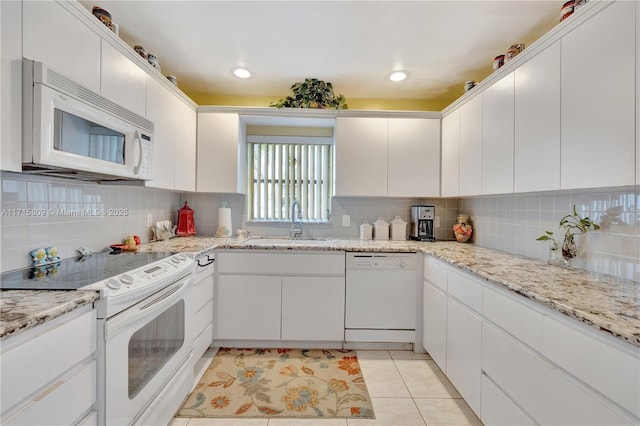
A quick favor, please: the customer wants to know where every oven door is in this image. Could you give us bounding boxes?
[104,276,193,425]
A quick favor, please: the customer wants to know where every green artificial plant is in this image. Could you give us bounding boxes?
[270,78,348,110]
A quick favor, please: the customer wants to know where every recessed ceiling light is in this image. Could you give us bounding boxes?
[388,70,409,82]
[233,68,251,79]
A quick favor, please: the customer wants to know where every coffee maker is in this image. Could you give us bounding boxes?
[409,205,436,241]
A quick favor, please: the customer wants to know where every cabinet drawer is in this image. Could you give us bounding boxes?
[192,278,214,313]
[4,360,96,425]
[447,268,482,312]
[217,251,345,275]
[1,308,96,412]
[483,284,543,351]
[193,323,214,361]
[193,300,214,339]
[481,373,534,426]
[483,322,632,425]
[542,315,640,417]
[423,256,447,290]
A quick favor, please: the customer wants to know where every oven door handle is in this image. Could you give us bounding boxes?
[105,276,192,340]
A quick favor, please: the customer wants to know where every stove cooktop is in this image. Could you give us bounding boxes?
[0,251,176,291]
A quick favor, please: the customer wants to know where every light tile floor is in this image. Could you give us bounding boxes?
[171,350,482,426]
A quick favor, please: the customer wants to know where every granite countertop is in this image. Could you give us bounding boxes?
[139,235,640,348]
[0,290,98,340]
[2,236,638,348]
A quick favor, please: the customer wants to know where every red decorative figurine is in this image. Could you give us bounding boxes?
[176,201,196,236]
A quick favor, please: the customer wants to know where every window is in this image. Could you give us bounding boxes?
[247,133,333,222]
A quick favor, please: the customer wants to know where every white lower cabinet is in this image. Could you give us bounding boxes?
[422,254,639,425]
[190,258,215,363]
[446,297,482,415]
[421,280,447,370]
[217,275,282,340]
[0,306,97,425]
[215,251,345,343]
[281,276,345,341]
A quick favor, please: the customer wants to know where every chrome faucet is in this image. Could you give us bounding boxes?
[290,199,303,238]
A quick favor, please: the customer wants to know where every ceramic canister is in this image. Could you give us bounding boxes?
[390,216,407,241]
[373,217,390,240]
[359,221,373,241]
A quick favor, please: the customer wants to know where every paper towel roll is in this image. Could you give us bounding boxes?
[217,207,232,237]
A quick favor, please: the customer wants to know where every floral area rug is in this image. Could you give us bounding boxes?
[177,348,375,419]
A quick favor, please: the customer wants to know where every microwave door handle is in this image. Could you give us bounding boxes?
[133,130,143,175]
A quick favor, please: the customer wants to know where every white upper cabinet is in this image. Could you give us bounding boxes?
[146,77,197,191]
[441,110,460,197]
[100,41,147,117]
[514,42,561,192]
[560,0,636,189]
[335,117,388,197]
[23,1,101,93]
[482,72,514,195]
[388,118,440,197]
[196,112,246,193]
[145,78,175,189]
[172,96,197,192]
[1,0,22,172]
[336,116,440,197]
[458,95,483,196]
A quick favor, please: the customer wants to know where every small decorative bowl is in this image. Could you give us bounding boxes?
[92,6,115,32]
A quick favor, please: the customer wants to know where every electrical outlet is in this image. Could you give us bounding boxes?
[434,216,441,227]
[146,213,154,227]
[342,215,351,227]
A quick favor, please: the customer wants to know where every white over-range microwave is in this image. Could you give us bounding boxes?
[22,60,154,181]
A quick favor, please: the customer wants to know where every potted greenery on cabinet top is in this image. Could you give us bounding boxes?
[270,78,348,110]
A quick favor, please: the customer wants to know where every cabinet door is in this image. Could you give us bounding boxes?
[514,42,561,192]
[458,95,483,196]
[422,280,447,372]
[145,78,177,189]
[172,97,197,192]
[561,1,636,189]
[335,117,387,196]
[1,0,22,172]
[100,41,147,117]
[388,118,440,197]
[196,113,244,193]
[23,1,100,92]
[281,276,345,341]
[482,72,514,195]
[441,110,460,197]
[216,275,281,340]
[446,298,481,415]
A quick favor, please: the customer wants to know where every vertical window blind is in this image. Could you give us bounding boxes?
[247,139,333,222]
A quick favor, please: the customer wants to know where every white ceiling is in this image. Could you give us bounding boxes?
[80,1,565,108]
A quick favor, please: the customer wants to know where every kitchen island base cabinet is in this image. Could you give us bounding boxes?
[215,251,345,344]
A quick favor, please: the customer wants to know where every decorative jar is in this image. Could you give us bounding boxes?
[453,215,473,243]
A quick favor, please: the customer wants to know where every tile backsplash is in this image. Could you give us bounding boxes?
[2,169,637,283]
[457,186,639,282]
[180,193,459,241]
[1,171,180,272]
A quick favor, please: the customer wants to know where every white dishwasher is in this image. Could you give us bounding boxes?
[345,252,419,343]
